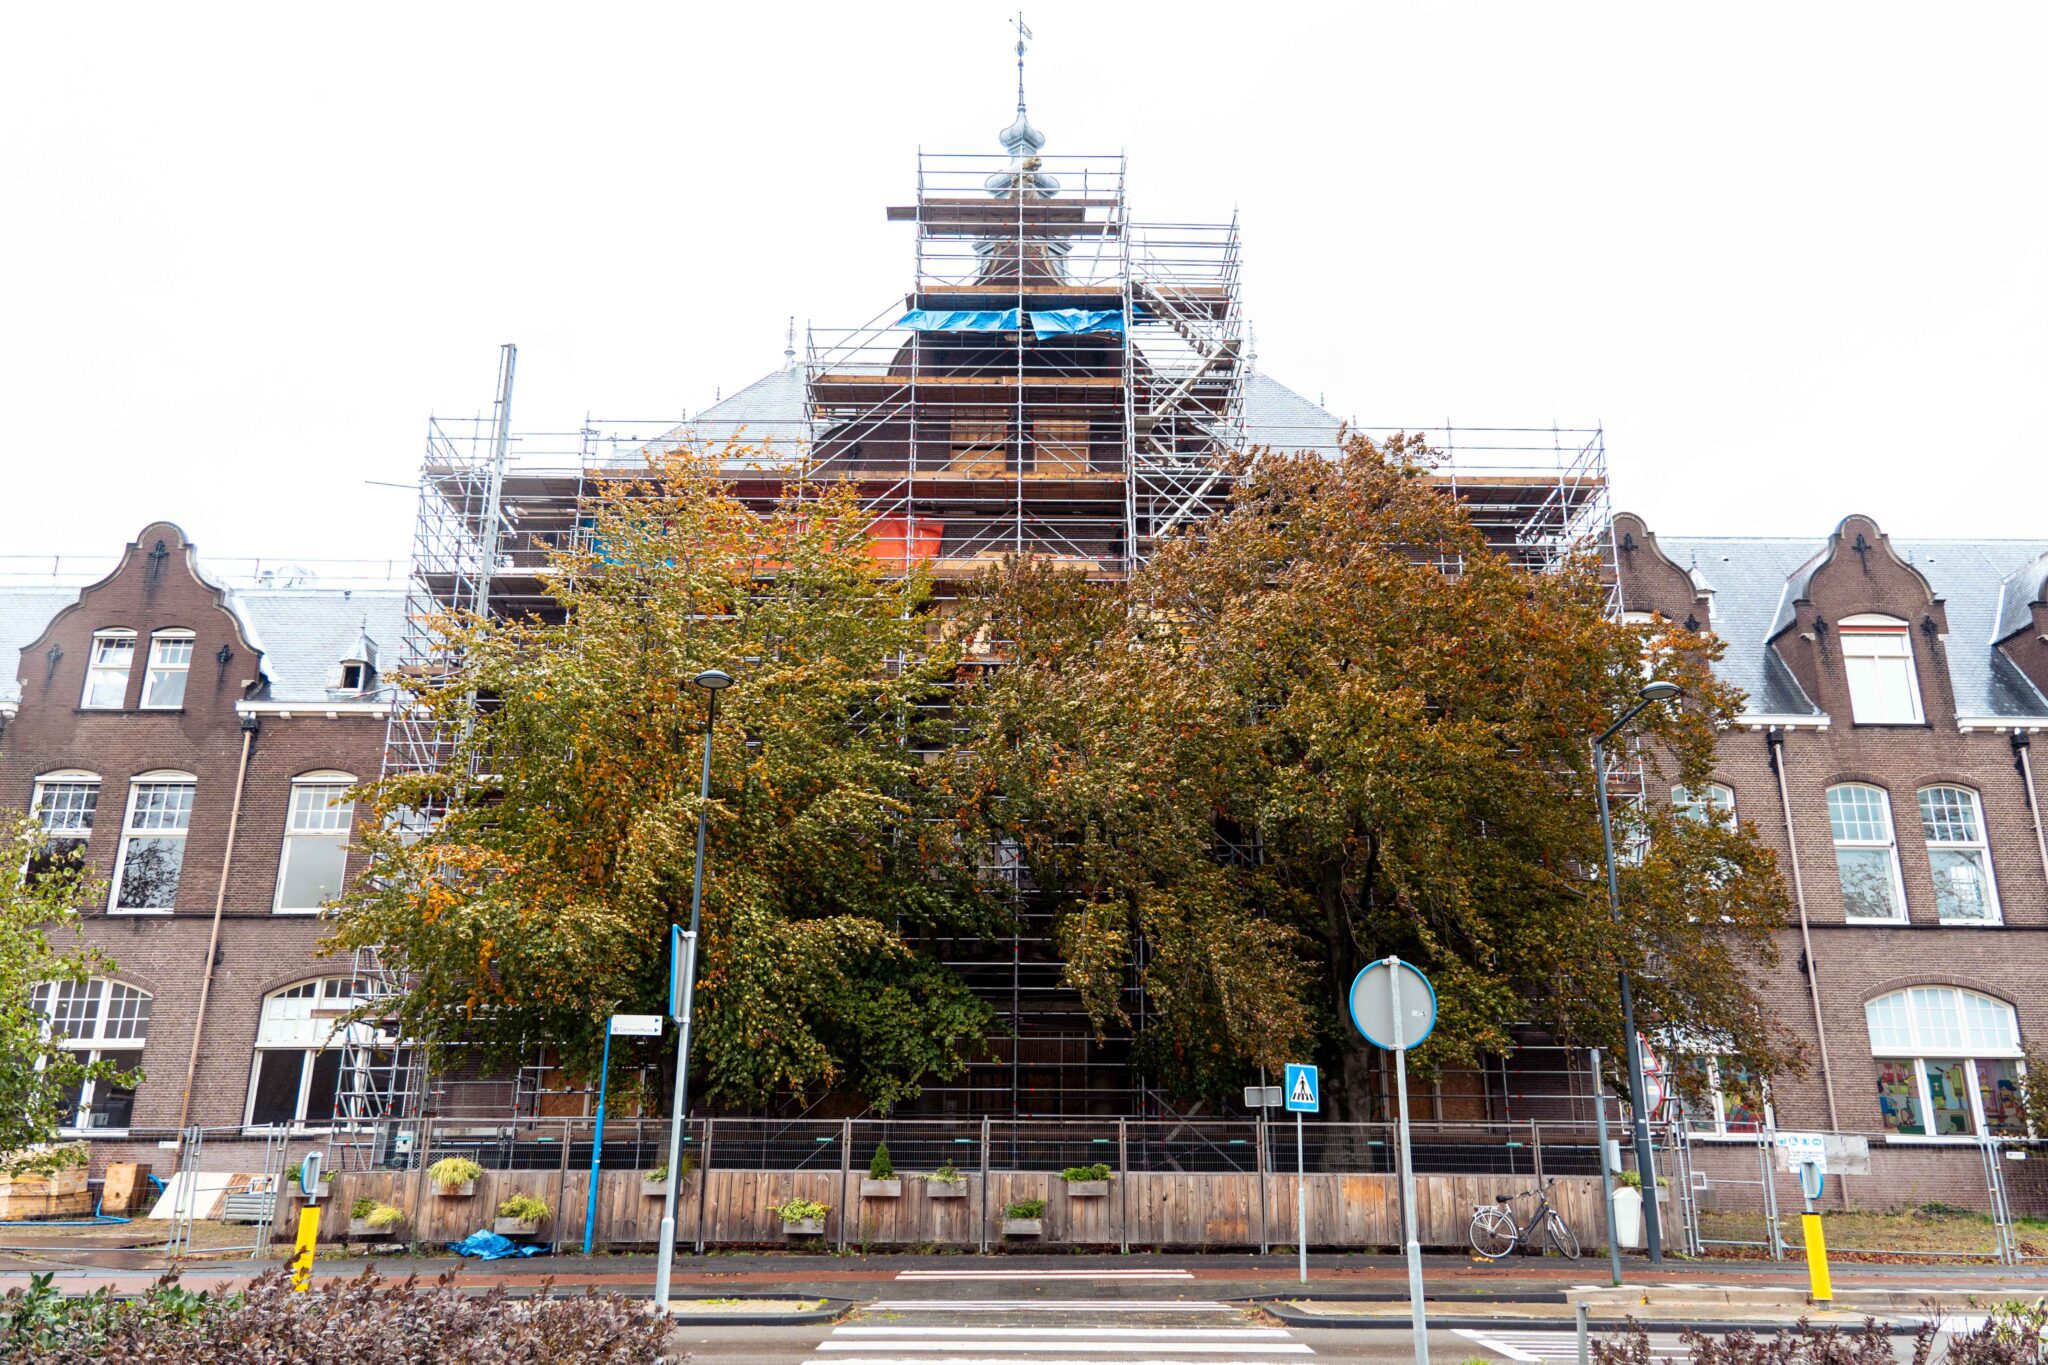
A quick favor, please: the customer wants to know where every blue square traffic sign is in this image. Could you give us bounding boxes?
[1283,1063,1319,1113]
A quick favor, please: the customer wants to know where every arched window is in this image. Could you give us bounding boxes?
[142,629,195,709]
[1839,614,1924,725]
[1673,783,1736,829]
[1866,987,2023,1138]
[273,773,357,913]
[245,977,394,1130]
[110,771,197,913]
[81,629,136,710]
[32,979,151,1132]
[1917,786,2000,925]
[29,770,100,877]
[1826,783,1907,922]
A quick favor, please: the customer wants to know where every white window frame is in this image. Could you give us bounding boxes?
[1839,614,1925,725]
[80,629,136,710]
[1673,783,1737,829]
[29,771,100,872]
[108,771,196,915]
[244,977,385,1132]
[1827,783,1909,923]
[273,773,357,914]
[1917,785,2001,926]
[1865,986,2024,1142]
[337,661,368,693]
[32,978,151,1135]
[1674,1054,1775,1139]
[141,629,195,710]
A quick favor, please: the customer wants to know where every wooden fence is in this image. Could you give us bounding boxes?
[314,1168,1612,1253]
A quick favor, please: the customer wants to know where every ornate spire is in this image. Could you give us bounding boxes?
[986,13,1057,196]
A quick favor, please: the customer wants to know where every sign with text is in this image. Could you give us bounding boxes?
[1774,1130,1827,1173]
[609,1013,664,1037]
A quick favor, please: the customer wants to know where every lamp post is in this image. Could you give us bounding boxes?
[653,667,732,1315]
[1592,678,1681,1266]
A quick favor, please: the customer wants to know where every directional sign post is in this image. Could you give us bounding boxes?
[585,1012,664,1255]
[1774,1131,1834,1304]
[1351,957,1437,1365]
[1283,1063,1319,1284]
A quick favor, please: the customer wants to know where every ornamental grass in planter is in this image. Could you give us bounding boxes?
[775,1196,829,1237]
[1060,1162,1112,1197]
[924,1163,968,1199]
[493,1194,550,1237]
[1000,1197,1045,1237]
[347,1198,405,1240]
[642,1154,693,1197]
[427,1156,483,1198]
[860,1143,901,1198]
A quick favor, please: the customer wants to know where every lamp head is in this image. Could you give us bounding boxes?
[1638,680,1683,704]
[692,669,734,692]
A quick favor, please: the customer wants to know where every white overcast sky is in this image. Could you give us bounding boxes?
[4,2,2044,572]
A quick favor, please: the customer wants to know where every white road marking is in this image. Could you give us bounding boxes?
[817,1343,1312,1354]
[833,1328,1289,1339]
[894,1269,1195,1280]
[1455,1328,1690,1363]
[866,1301,1239,1313]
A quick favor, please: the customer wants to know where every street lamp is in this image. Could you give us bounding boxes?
[653,668,733,1315]
[1592,678,1682,1265]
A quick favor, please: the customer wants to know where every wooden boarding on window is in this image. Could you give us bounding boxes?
[1032,418,1090,476]
[949,409,1010,476]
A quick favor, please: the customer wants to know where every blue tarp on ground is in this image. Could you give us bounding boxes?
[896,309,1021,332]
[449,1230,546,1260]
[1028,308,1124,338]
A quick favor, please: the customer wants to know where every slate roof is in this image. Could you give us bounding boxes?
[0,583,408,708]
[1658,535,2048,722]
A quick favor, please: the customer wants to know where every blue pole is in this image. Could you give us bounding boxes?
[583,1019,614,1256]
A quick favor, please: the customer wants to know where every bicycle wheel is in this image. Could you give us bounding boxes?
[1469,1207,1518,1260]
[1543,1208,1581,1260]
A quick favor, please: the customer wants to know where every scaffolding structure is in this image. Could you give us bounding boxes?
[343,108,1619,1130]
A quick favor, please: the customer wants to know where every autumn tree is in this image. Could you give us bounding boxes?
[0,817,131,1162]
[330,449,998,1111]
[956,436,1798,1115]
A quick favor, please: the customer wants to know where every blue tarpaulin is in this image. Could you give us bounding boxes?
[894,308,1124,338]
[896,309,1021,332]
[449,1230,545,1260]
[1028,309,1124,339]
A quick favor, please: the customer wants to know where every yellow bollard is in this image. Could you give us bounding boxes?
[290,1205,320,1292]
[1802,1211,1832,1305]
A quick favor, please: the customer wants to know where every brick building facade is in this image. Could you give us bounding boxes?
[1616,510,2048,1206]
[0,522,404,1159]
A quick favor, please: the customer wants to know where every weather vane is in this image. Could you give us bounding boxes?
[1011,11,1032,113]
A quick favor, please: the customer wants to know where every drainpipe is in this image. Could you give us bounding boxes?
[1767,728,1842,1142]
[175,714,257,1138]
[2014,732,2048,889]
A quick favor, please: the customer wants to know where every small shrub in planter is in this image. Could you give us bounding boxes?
[643,1153,695,1197]
[775,1196,830,1237]
[1001,1197,1045,1237]
[861,1143,901,1198]
[427,1156,484,1197]
[924,1163,968,1198]
[1061,1162,1112,1197]
[493,1193,550,1237]
[347,1198,405,1239]
[284,1161,335,1199]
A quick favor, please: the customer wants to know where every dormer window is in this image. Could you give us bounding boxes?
[338,662,367,692]
[81,630,136,709]
[1839,615,1924,725]
[336,624,379,695]
[142,630,194,709]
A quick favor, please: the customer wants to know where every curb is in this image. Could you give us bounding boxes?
[662,1295,852,1326]
[1248,1301,1930,1334]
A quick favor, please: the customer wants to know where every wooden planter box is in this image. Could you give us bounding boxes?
[641,1179,671,1199]
[1001,1218,1043,1237]
[859,1178,901,1198]
[0,1168,90,1221]
[1063,1180,1110,1198]
[493,1217,542,1237]
[348,1217,401,1240]
[782,1217,826,1236]
[924,1181,968,1199]
[433,1181,476,1198]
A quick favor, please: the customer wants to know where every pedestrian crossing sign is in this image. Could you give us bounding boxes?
[1283,1063,1319,1113]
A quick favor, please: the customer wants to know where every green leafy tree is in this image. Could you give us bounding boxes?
[956,436,1799,1114]
[0,818,132,1163]
[331,448,998,1110]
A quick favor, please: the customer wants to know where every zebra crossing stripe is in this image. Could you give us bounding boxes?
[865,1301,1237,1313]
